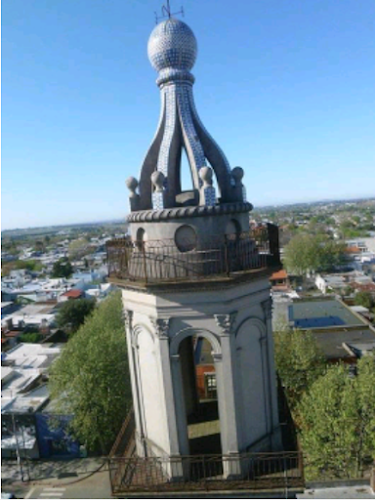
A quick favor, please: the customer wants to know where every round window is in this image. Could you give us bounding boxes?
[175,225,197,253]
[225,219,241,241]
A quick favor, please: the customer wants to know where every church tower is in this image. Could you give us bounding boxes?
[108,15,282,475]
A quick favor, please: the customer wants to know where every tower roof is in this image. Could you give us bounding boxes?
[127,17,247,214]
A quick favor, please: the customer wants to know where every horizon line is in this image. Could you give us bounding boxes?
[2,195,375,233]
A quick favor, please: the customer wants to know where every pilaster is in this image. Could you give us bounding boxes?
[262,298,282,449]
[214,312,241,454]
[150,317,181,456]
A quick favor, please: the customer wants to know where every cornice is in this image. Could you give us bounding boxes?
[127,202,253,223]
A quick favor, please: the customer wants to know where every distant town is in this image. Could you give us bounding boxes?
[2,197,375,495]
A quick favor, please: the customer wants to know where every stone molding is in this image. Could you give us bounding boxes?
[123,310,133,331]
[212,352,223,362]
[127,202,253,223]
[150,317,171,339]
[262,298,273,321]
[214,312,237,336]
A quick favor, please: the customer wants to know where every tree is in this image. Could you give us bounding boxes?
[68,238,90,261]
[355,356,375,462]
[49,292,132,453]
[274,327,326,411]
[354,291,374,310]
[51,258,73,278]
[318,238,347,272]
[283,234,321,276]
[56,298,96,334]
[19,331,43,343]
[283,234,346,276]
[298,358,375,480]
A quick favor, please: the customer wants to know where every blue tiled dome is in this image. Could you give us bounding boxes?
[148,18,197,72]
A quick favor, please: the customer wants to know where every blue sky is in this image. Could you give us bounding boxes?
[2,0,375,229]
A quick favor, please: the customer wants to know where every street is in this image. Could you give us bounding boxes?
[24,468,112,499]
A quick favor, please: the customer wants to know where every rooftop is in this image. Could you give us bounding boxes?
[61,289,83,298]
[270,269,288,281]
[289,299,366,329]
[2,343,62,370]
[313,327,375,360]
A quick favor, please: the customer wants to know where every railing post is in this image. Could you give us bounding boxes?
[224,235,230,277]
[203,456,208,490]
[141,241,148,283]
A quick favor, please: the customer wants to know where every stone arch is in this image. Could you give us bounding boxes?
[235,316,270,449]
[132,323,155,349]
[235,316,266,339]
[170,327,221,357]
[170,326,223,456]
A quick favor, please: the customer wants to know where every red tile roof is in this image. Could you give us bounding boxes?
[351,282,375,292]
[61,289,83,298]
[270,269,288,281]
[345,246,361,254]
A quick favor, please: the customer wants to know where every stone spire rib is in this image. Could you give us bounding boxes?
[138,91,166,210]
[177,84,206,190]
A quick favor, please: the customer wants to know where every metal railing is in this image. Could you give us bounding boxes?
[108,451,304,495]
[106,224,280,284]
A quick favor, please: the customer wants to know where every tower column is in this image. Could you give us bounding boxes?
[170,353,190,456]
[262,298,282,449]
[152,319,182,457]
[214,313,241,456]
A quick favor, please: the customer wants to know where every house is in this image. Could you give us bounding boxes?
[1,343,64,459]
[1,303,57,331]
[315,274,347,294]
[270,269,290,292]
[83,283,114,301]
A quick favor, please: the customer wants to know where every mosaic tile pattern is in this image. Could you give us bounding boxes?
[188,90,234,185]
[148,19,197,72]
[242,185,247,203]
[177,84,206,186]
[152,191,165,210]
[140,18,235,209]
[157,85,177,180]
[203,186,217,207]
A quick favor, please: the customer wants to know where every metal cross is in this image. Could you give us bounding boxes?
[155,0,184,23]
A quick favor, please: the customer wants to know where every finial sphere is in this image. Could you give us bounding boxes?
[151,170,165,191]
[126,176,139,191]
[148,18,198,73]
[199,166,213,185]
[232,167,244,183]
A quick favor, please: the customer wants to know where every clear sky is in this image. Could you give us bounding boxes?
[2,0,375,230]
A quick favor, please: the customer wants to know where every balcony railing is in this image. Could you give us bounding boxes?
[106,223,280,284]
[108,451,304,495]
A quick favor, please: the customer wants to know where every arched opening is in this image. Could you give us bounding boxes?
[178,334,222,455]
[180,147,194,192]
[225,218,242,239]
[136,227,146,248]
[206,159,220,201]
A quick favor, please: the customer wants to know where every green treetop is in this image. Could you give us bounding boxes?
[51,257,73,278]
[298,357,375,480]
[283,234,346,276]
[274,327,326,411]
[55,298,96,335]
[49,292,132,453]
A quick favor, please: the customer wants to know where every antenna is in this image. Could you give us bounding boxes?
[154,0,184,24]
